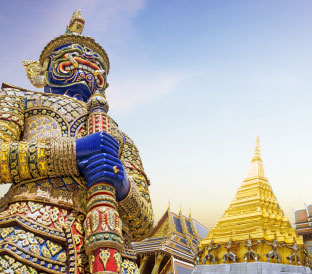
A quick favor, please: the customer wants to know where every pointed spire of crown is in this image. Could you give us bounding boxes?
[66,10,85,35]
[245,136,265,180]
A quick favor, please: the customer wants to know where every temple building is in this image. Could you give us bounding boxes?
[132,207,209,274]
[194,137,311,273]
[294,204,312,253]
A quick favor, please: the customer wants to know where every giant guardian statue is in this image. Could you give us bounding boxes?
[0,10,153,274]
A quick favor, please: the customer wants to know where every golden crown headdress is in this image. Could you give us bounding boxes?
[23,10,110,88]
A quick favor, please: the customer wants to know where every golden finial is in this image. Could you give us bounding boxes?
[167,202,171,215]
[245,136,265,179]
[66,10,85,35]
[251,136,262,163]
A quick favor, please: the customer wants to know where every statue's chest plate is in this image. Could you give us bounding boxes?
[22,92,87,142]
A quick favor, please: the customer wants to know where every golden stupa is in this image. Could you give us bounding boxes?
[199,137,305,265]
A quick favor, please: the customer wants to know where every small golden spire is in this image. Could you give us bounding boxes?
[66,10,85,35]
[246,136,265,179]
[252,136,262,163]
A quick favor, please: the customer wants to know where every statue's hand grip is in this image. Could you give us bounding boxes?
[76,132,129,200]
[76,132,119,164]
[84,153,130,201]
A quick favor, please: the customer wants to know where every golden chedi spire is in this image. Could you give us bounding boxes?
[246,136,265,179]
[199,137,305,265]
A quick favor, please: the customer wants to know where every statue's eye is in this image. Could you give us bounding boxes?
[71,52,80,57]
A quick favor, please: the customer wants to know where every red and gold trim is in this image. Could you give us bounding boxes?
[85,183,123,274]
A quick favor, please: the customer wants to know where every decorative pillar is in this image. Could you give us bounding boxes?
[139,255,149,273]
[151,253,164,274]
[85,93,123,274]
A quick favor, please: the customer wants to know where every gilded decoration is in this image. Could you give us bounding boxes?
[0,10,153,274]
[133,207,209,273]
[199,137,307,266]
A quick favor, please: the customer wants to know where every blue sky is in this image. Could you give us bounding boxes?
[0,0,312,228]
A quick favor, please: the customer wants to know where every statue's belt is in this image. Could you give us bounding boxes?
[0,182,87,214]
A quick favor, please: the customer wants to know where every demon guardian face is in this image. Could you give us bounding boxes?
[45,44,107,102]
[23,10,110,104]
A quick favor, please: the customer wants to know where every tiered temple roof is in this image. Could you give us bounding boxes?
[294,204,312,255]
[132,207,209,274]
[294,204,312,236]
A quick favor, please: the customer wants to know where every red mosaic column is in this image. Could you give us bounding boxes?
[85,93,123,274]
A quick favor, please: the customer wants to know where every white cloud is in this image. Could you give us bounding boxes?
[81,0,145,31]
[49,0,147,46]
[0,1,189,115]
[107,70,187,113]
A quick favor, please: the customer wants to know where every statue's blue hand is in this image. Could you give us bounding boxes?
[76,132,130,201]
[84,153,129,201]
[76,132,119,165]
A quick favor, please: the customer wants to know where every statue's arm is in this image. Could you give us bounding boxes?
[117,134,154,241]
[0,91,79,184]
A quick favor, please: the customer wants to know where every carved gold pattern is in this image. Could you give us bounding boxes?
[47,240,63,256]
[0,85,154,272]
[0,183,87,214]
[0,255,41,274]
[42,246,52,259]
[89,255,95,273]
[23,115,62,143]
[107,210,115,231]
[66,10,85,35]
[121,259,139,274]
[91,210,99,232]
[99,249,110,270]
[22,60,47,88]
[113,251,122,272]
[152,217,171,238]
